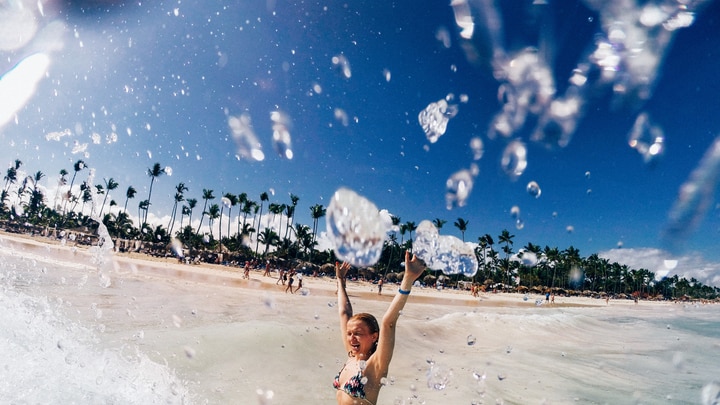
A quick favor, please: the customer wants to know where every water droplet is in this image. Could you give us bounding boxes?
[445,168,475,209]
[501,140,527,179]
[256,388,275,405]
[427,364,452,390]
[326,188,390,266]
[628,112,665,164]
[414,220,478,277]
[526,181,541,198]
[701,381,720,405]
[383,68,391,82]
[331,54,352,79]
[228,113,264,161]
[270,110,293,160]
[419,98,458,143]
[470,137,484,160]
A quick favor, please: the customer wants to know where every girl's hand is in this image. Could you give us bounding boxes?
[404,251,425,282]
[335,261,350,279]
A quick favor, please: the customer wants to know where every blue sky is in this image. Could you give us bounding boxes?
[1,0,719,285]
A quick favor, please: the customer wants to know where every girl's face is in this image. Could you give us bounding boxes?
[346,319,378,359]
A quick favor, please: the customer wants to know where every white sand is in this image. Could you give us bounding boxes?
[2,232,718,404]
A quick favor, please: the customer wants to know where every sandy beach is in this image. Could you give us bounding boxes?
[1,232,719,404]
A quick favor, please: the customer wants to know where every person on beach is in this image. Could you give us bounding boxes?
[263,261,272,277]
[276,268,285,285]
[333,251,425,405]
[243,261,250,279]
[377,278,383,295]
[295,272,303,293]
[285,270,295,293]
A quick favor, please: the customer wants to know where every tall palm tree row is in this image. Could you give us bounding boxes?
[0,158,717,300]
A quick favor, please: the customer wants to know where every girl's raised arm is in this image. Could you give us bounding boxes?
[336,261,353,352]
[372,251,425,371]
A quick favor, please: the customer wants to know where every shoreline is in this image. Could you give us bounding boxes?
[3,230,719,404]
[0,230,684,310]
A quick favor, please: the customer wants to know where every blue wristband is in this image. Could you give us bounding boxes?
[398,288,410,295]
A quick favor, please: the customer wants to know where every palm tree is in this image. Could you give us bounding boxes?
[498,229,515,288]
[399,223,407,244]
[99,177,118,217]
[185,197,198,226]
[3,159,22,192]
[309,203,326,250]
[25,171,45,219]
[224,192,238,240]
[240,198,253,236]
[236,192,248,235]
[123,185,137,214]
[53,169,68,210]
[544,246,560,289]
[196,189,215,235]
[285,193,299,239]
[283,204,295,240]
[404,221,417,248]
[268,202,282,231]
[258,227,280,257]
[63,159,86,215]
[254,191,269,256]
[206,203,220,239]
[79,182,92,215]
[168,182,188,235]
[143,162,165,224]
[454,217,469,241]
[432,218,447,229]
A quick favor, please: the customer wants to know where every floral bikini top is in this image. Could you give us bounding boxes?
[333,363,367,399]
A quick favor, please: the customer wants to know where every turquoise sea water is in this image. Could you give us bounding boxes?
[1,238,719,404]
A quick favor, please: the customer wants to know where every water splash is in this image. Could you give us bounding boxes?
[0,53,51,129]
[701,381,720,405]
[526,181,541,198]
[331,54,352,79]
[418,96,459,144]
[628,112,665,164]
[414,220,478,277]
[228,112,265,161]
[500,140,527,180]
[270,110,293,160]
[445,167,477,209]
[326,188,390,267]
[426,363,452,390]
[663,135,720,251]
[469,136,484,160]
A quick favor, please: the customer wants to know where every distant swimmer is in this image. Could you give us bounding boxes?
[333,251,425,405]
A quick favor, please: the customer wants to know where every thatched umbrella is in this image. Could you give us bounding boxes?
[319,263,334,276]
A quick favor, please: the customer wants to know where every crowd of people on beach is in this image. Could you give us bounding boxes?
[240,259,305,294]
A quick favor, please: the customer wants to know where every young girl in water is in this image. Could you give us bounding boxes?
[334,251,425,405]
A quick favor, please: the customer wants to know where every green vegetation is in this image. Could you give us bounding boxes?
[2,159,718,301]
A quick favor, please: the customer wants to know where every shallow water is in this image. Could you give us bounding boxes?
[1,237,719,404]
